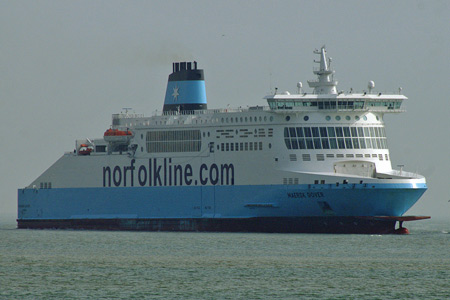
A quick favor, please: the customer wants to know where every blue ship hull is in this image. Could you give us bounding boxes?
[17,183,427,233]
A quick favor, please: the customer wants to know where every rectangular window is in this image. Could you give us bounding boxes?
[338,138,346,149]
[321,138,330,149]
[343,127,351,137]
[254,142,258,150]
[312,127,320,137]
[327,127,336,137]
[296,127,304,137]
[304,127,312,137]
[226,143,230,151]
[376,138,382,149]
[320,127,328,137]
[329,138,338,149]
[366,138,372,149]
[364,127,370,137]
[345,138,353,149]
[298,139,306,149]
[236,142,239,151]
[230,143,234,151]
[314,138,322,149]
[372,138,378,149]
[245,142,249,151]
[306,138,314,149]
[336,127,344,137]
[357,127,364,137]
[351,127,358,137]
[289,127,297,137]
[374,127,380,137]
[259,142,263,150]
[353,138,360,149]
[240,142,244,151]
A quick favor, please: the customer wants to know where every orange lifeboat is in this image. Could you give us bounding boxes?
[103,129,133,143]
[79,143,93,155]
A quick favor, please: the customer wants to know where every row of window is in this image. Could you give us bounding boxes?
[284,127,388,150]
[40,182,52,189]
[146,130,201,153]
[219,142,263,152]
[268,99,402,110]
[295,153,389,162]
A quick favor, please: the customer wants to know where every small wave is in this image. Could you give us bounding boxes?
[441,230,448,234]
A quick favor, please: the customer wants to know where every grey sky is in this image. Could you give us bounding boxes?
[1,0,449,219]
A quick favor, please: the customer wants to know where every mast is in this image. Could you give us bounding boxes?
[307,46,338,94]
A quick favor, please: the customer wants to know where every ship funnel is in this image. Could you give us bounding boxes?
[163,61,207,113]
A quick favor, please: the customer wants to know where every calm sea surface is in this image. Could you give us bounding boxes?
[0,215,448,300]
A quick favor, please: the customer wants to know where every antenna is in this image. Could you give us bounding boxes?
[368,81,375,94]
[297,82,303,94]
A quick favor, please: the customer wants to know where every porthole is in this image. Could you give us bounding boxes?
[141,147,143,152]
[236,130,238,134]
[208,132,210,137]
[326,116,331,121]
[231,118,233,123]
[363,115,368,121]
[141,134,143,139]
[245,117,248,122]
[335,116,341,121]
[264,116,267,121]
[254,117,258,122]
[269,143,272,149]
[240,117,243,122]
[270,116,274,121]
[259,116,262,122]
[355,116,360,121]
[376,116,380,121]
[221,118,224,123]
[226,118,229,123]
[235,117,238,122]
[285,116,291,121]
[346,116,351,121]
[304,116,309,121]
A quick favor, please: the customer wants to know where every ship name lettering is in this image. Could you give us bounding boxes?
[287,192,324,198]
[307,192,324,198]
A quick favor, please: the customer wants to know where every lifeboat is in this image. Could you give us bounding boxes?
[103,129,133,143]
[79,144,93,155]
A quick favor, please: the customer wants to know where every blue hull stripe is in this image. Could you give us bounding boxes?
[18,183,427,221]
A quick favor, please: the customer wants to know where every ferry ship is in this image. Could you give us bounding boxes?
[17,46,429,234]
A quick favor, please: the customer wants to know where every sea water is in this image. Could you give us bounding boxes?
[0,215,448,299]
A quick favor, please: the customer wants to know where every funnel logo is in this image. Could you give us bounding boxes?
[172,85,179,101]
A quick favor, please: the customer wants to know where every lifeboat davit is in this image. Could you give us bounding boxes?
[103,129,133,143]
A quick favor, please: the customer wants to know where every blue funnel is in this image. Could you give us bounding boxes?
[163,61,207,113]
